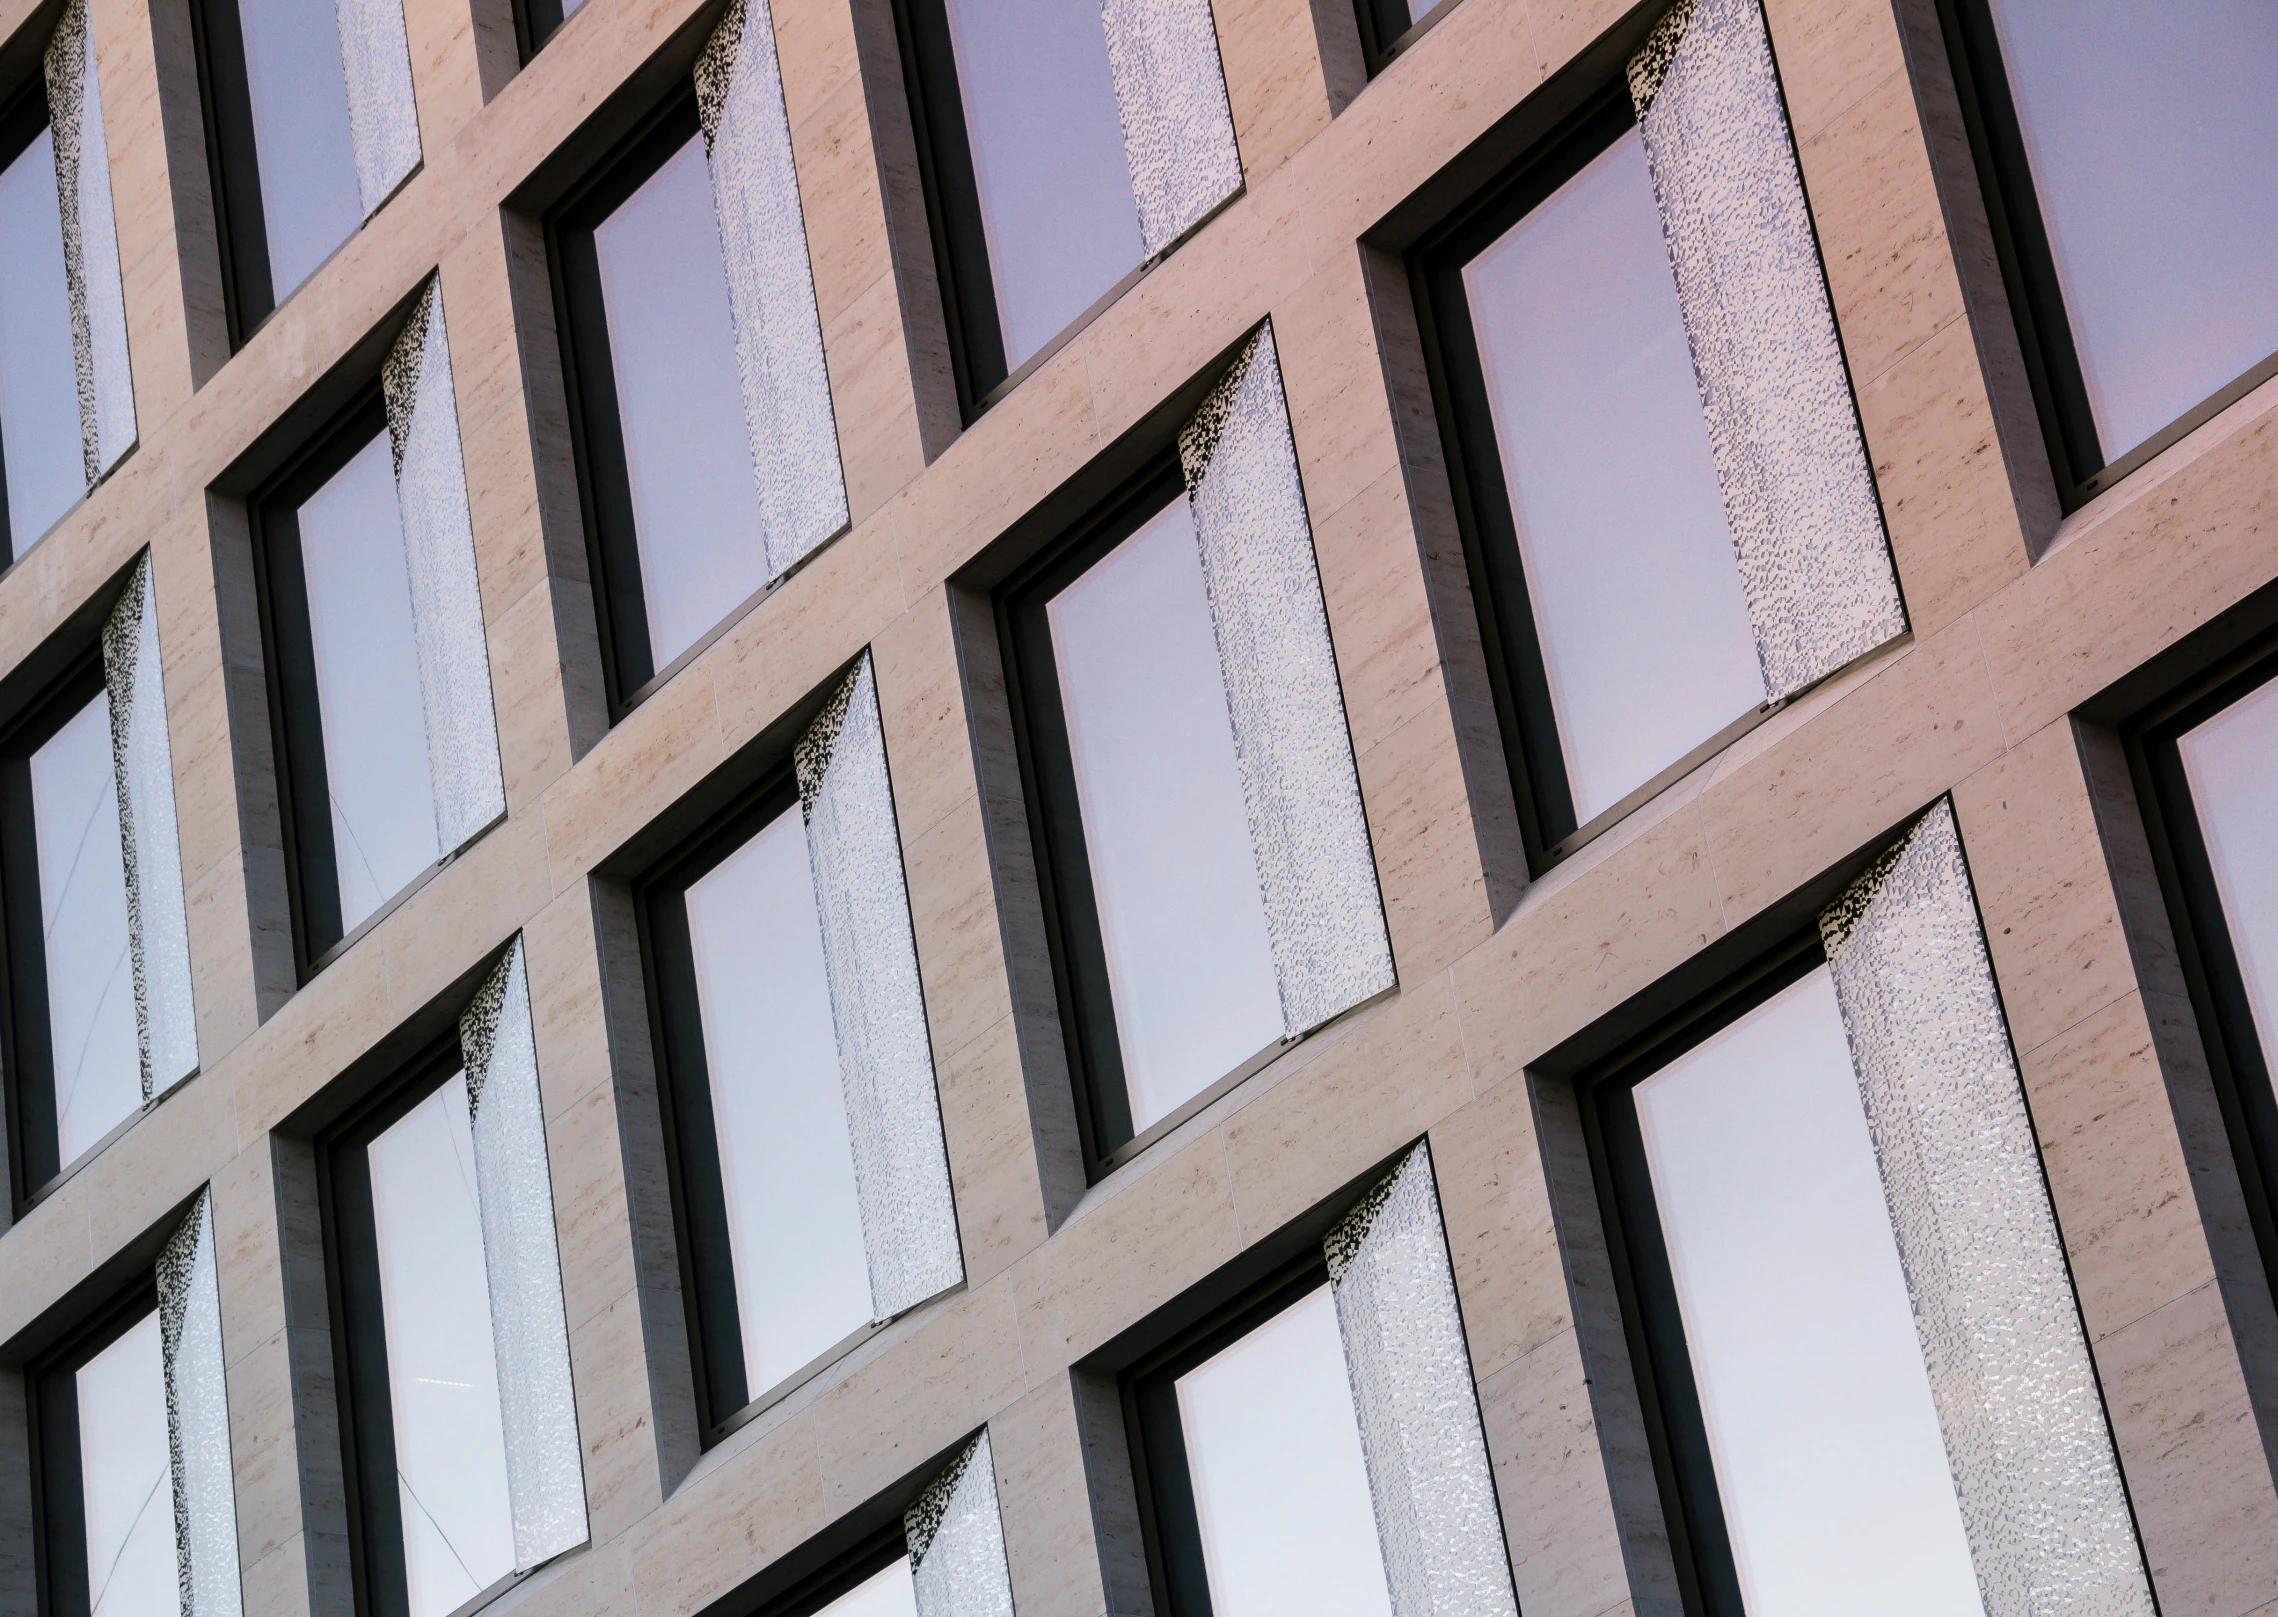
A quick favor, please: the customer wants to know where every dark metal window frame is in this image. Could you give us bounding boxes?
[1354,0,1455,77]
[997,455,1289,1178]
[2126,632,2278,1297]
[1936,0,2278,510]
[633,761,876,1445]
[26,1277,164,1617]
[246,385,437,979]
[184,0,273,342]
[0,67,59,567]
[515,0,572,64]
[1121,1253,1334,1617]
[315,1029,498,1617]
[0,645,121,1206]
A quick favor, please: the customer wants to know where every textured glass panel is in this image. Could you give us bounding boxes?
[1986,1,2278,460]
[1628,0,1904,702]
[1049,498,1281,1129]
[333,0,421,213]
[462,938,588,1567]
[159,1189,245,1617]
[296,432,440,932]
[1634,969,1981,1616]
[1181,324,1394,1035]
[382,282,506,853]
[235,0,362,298]
[907,1433,1013,1617]
[103,555,198,1095]
[694,0,848,577]
[76,1311,177,1617]
[795,656,962,1316]
[1820,800,2155,1615]
[1098,0,1241,256]
[2180,677,2278,1073]
[1324,1144,1514,1617]
[45,0,137,481]
[941,0,1142,370]
[369,1074,518,1617]
[1463,126,1764,824]
[837,1559,922,1617]
[32,691,138,1166]
[686,805,872,1390]
[593,135,770,671]
[1177,1286,1393,1617]
[0,125,82,550]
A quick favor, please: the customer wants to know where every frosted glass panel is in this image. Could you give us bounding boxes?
[1986,0,2278,461]
[369,1074,517,1617]
[2182,676,2278,1071]
[1633,967,1983,1617]
[593,134,769,673]
[942,0,1143,370]
[0,126,82,552]
[76,1311,178,1617]
[297,432,440,933]
[1048,497,1281,1132]
[1176,1286,1394,1617]
[1464,126,1765,824]
[235,0,363,298]
[32,692,138,1166]
[686,805,873,1391]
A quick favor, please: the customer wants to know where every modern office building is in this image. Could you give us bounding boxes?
[1,0,2275,1613]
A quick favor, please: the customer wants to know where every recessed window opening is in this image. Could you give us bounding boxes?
[1354,0,1452,73]
[517,0,592,57]
[0,78,86,561]
[1418,90,1769,867]
[31,1289,175,1617]
[1003,463,1288,1167]
[1943,0,2278,503]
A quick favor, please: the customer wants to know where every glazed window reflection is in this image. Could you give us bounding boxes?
[0,119,83,555]
[74,1310,178,1616]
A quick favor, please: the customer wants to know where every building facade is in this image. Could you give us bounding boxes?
[1,0,2275,1613]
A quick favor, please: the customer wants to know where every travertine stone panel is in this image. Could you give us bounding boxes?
[986,1380,1114,1617]
[1209,0,1343,183]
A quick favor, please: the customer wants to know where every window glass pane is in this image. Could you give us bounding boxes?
[593,134,769,673]
[234,0,364,301]
[33,691,139,1167]
[942,0,1143,372]
[1986,0,2278,461]
[0,127,84,550]
[297,432,439,934]
[1175,1285,1393,1617]
[2179,675,2278,1069]
[1463,126,1764,826]
[825,1557,919,1617]
[1047,498,1281,1133]
[684,804,872,1392]
[75,1310,177,1617]
[368,1074,517,1617]
[1633,967,1983,1617]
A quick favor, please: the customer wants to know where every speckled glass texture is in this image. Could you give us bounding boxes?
[383,281,506,854]
[906,1432,1015,1617]
[334,0,420,213]
[159,1189,245,1617]
[1820,801,2156,1615]
[1628,0,1905,702]
[795,655,963,1319]
[44,0,135,484]
[102,553,198,1099]
[1099,0,1242,257]
[694,0,848,579]
[1324,1143,1516,1617]
[1179,323,1394,1037]
[461,938,590,1569]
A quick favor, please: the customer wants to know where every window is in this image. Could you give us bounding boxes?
[0,0,138,562]
[642,655,960,1437]
[551,0,846,708]
[1001,329,1391,1171]
[1,560,196,1201]
[193,0,421,333]
[1581,802,2152,1615]
[896,0,1241,409]
[517,0,589,57]
[1354,0,1449,72]
[252,285,503,970]
[2131,649,2278,1288]
[30,1193,241,1617]
[320,942,584,1617]
[1944,0,2278,503]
